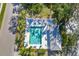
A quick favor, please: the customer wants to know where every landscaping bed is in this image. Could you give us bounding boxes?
[19,47,47,56]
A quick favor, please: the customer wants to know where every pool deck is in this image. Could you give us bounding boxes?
[24,18,62,50]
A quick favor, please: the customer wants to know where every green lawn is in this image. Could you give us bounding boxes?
[0,3,6,29]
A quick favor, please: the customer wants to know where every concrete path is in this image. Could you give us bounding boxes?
[0,3,15,56]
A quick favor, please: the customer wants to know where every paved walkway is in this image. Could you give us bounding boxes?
[0,4,15,56]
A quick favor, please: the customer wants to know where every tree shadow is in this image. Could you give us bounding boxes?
[8,16,18,34]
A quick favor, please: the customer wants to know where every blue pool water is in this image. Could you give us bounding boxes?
[29,26,42,44]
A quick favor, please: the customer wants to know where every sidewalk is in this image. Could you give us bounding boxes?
[0,4,15,56]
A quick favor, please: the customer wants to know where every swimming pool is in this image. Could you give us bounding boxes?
[29,26,42,45]
[25,18,62,50]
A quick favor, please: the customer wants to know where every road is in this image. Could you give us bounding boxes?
[0,3,15,56]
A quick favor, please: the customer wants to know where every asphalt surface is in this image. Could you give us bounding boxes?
[0,4,15,56]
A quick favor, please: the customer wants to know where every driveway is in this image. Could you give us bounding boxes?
[0,3,15,56]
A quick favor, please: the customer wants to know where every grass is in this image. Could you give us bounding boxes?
[0,3,6,29]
